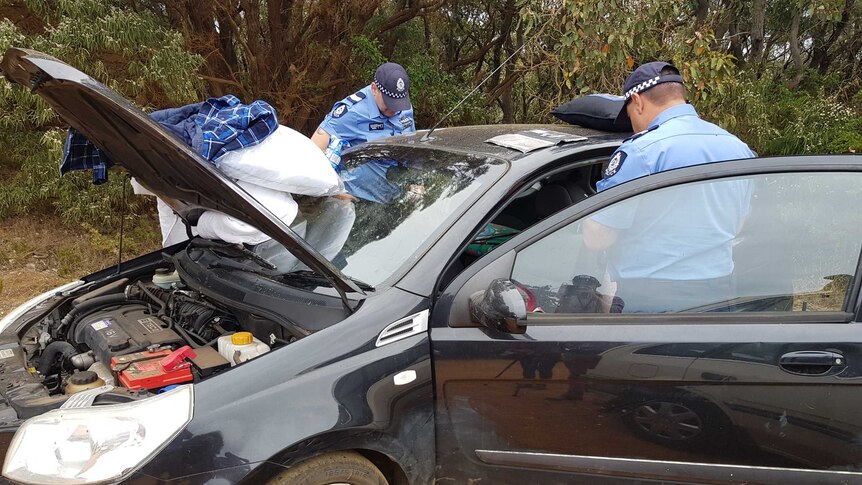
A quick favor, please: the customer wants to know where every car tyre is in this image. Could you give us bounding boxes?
[622,392,730,450]
[268,451,389,485]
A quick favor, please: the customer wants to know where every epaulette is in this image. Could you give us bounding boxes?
[623,124,658,143]
[346,91,367,105]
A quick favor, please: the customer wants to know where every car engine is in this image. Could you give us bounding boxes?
[0,247,304,419]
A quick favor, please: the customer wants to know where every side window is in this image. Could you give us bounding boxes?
[463,162,602,263]
[511,172,862,314]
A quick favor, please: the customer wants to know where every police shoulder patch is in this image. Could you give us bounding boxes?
[624,124,658,143]
[604,150,627,178]
[347,91,367,104]
[332,103,349,118]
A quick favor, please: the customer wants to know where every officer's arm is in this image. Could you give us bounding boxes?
[583,218,618,251]
[311,126,331,152]
[596,146,649,192]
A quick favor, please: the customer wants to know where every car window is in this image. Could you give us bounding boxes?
[324,146,506,287]
[511,172,862,314]
[462,161,603,264]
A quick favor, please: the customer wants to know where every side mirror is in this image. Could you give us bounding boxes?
[469,279,527,334]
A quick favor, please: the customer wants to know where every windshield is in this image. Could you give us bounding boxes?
[255,145,506,288]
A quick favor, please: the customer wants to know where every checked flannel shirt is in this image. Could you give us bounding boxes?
[60,95,279,184]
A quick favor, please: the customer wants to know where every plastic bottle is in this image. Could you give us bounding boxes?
[217,332,270,366]
[65,371,106,395]
[152,268,183,289]
[324,136,345,172]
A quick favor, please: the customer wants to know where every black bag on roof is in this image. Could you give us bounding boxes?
[551,94,632,132]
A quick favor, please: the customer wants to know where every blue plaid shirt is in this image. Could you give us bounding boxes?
[60,95,279,184]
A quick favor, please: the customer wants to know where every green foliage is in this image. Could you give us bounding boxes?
[350,36,388,79]
[708,77,862,155]
[0,128,154,224]
[402,46,497,127]
[519,0,737,113]
[353,23,497,128]
[1,0,862,255]
[1,2,204,125]
[518,0,861,154]
[0,0,204,238]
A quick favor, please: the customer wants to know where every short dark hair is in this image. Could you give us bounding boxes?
[642,67,686,104]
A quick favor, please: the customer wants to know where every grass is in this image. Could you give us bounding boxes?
[0,212,161,316]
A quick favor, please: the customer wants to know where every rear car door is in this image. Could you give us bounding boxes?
[431,156,862,485]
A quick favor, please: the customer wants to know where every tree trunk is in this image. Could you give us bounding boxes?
[787,10,804,90]
[817,0,856,74]
[725,0,745,65]
[844,24,862,84]
[750,0,766,67]
[694,0,709,27]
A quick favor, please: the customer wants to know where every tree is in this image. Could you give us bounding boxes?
[136,0,447,134]
[0,0,204,224]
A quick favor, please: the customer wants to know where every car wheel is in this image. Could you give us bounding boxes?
[622,393,730,450]
[268,451,389,485]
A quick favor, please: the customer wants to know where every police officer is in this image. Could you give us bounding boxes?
[556,275,624,313]
[311,62,416,154]
[584,61,756,313]
[596,61,754,192]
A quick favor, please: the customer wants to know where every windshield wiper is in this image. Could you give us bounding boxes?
[207,259,278,277]
[281,270,375,292]
[189,239,277,270]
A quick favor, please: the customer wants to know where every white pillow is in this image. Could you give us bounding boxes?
[195,181,299,245]
[215,125,341,196]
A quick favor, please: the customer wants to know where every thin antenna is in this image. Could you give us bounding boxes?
[116,173,130,275]
[421,43,526,141]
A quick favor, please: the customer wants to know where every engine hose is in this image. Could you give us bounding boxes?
[67,298,149,343]
[132,282,167,315]
[203,334,223,347]
[174,324,207,348]
[61,294,130,341]
[191,310,214,334]
[36,341,77,376]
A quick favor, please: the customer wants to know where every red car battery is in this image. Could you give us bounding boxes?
[111,346,197,390]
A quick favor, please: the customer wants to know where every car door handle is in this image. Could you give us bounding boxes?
[778,351,846,375]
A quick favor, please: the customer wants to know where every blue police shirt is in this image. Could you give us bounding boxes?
[591,103,755,281]
[596,103,754,192]
[318,85,416,148]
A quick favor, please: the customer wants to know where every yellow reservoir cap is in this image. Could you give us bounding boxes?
[231,332,253,345]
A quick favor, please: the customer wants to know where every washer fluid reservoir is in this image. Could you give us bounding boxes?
[65,371,106,395]
[218,332,270,366]
[152,268,183,289]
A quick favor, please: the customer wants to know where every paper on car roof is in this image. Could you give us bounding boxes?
[485,129,588,153]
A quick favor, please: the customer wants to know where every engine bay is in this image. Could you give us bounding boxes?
[0,239,351,421]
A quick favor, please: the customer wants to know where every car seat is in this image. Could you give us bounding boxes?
[534,171,591,219]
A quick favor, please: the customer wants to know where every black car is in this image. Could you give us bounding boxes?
[1,48,862,485]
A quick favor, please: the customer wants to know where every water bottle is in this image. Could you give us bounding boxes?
[324,136,345,172]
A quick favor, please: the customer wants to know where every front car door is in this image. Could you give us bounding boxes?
[431,156,862,485]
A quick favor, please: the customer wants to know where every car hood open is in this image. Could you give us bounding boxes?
[0,47,362,297]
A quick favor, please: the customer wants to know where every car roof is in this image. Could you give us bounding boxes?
[363,124,629,161]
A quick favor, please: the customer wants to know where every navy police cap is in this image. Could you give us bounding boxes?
[374,62,412,112]
[615,61,684,125]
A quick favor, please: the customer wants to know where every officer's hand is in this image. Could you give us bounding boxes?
[333,193,359,202]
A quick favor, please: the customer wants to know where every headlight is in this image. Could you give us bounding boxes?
[3,385,193,484]
[0,280,84,334]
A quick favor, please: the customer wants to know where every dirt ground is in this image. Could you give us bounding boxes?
[0,214,160,317]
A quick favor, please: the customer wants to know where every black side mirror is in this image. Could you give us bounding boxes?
[469,279,527,334]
